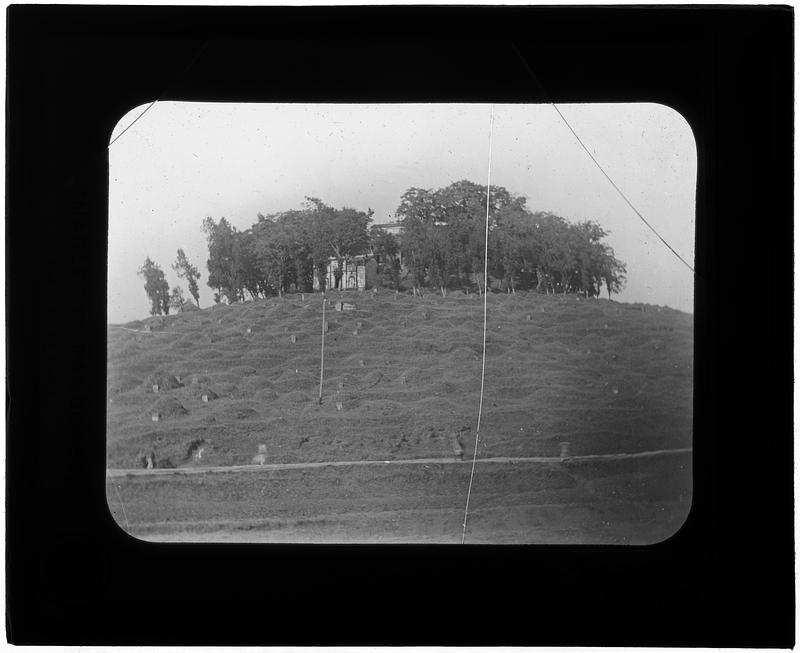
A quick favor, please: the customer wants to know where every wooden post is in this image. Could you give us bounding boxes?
[318,293,326,405]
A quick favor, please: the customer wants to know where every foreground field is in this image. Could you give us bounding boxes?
[107,450,691,544]
[106,289,693,543]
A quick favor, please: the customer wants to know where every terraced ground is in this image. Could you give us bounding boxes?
[106,289,693,543]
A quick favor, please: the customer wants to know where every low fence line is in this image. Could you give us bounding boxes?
[109,325,180,335]
[107,447,692,478]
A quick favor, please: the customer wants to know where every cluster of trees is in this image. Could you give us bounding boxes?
[397,180,626,298]
[138,180,627,314]
[137,249,201,316]
[201,198,374,302]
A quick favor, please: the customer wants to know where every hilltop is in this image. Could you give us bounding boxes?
[107,290,692,471]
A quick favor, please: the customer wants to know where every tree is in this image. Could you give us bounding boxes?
[437,180,520,291]
[396,188,436,295]
[202,217,240,303]
[302,198,373,291]
[231,228,264,301]
[396,181,524,295]
[172,249,201,306]
[253,209,315,294]
[369,226,400,288]
[572,220,610,297]
[169,286,186,312]
[138,257,170,316]
[491,202,540,293]
[599,248,627,299]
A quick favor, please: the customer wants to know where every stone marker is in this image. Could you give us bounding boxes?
[152,384,159,393]
[202,394,209,403]
[359,359,365,367]
[151,413,159,422]
[353,329,359,336]
[335,402,343,411]
[290,334,297,343]
[246,327,251,334]
[526,314,532,321]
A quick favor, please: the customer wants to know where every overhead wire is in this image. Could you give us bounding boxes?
[510,44,695,275]
[108,39,212,149]
[460,104,495,544]
[549,104,695,273]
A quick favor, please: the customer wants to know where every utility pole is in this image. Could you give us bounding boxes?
[318,292,326,405]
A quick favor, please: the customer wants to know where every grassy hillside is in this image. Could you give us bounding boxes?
[107,290,692,470]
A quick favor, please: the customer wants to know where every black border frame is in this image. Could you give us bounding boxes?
[6,4,794,646]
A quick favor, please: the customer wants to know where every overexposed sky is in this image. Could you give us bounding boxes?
[108,102,696,323]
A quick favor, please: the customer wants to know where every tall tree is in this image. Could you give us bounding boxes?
[138,257,170,316]
[599,248,627,299]
[172,249,202,306]
[369,226,400,289]
[202,217,240,303]
[396,188,439,296]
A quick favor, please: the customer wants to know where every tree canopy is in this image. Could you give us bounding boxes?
[397,180,626,297]
[190,181,625,306]
[202,199,374,300]
[137,257,170,315]
[172,249,201,307]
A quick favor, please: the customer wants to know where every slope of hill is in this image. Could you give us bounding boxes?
[108,290,692,467]
[106,289,693,543]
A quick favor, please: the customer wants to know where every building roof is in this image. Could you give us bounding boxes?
[373,222,403,233]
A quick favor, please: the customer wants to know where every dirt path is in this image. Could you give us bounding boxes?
[107,447,692,478]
